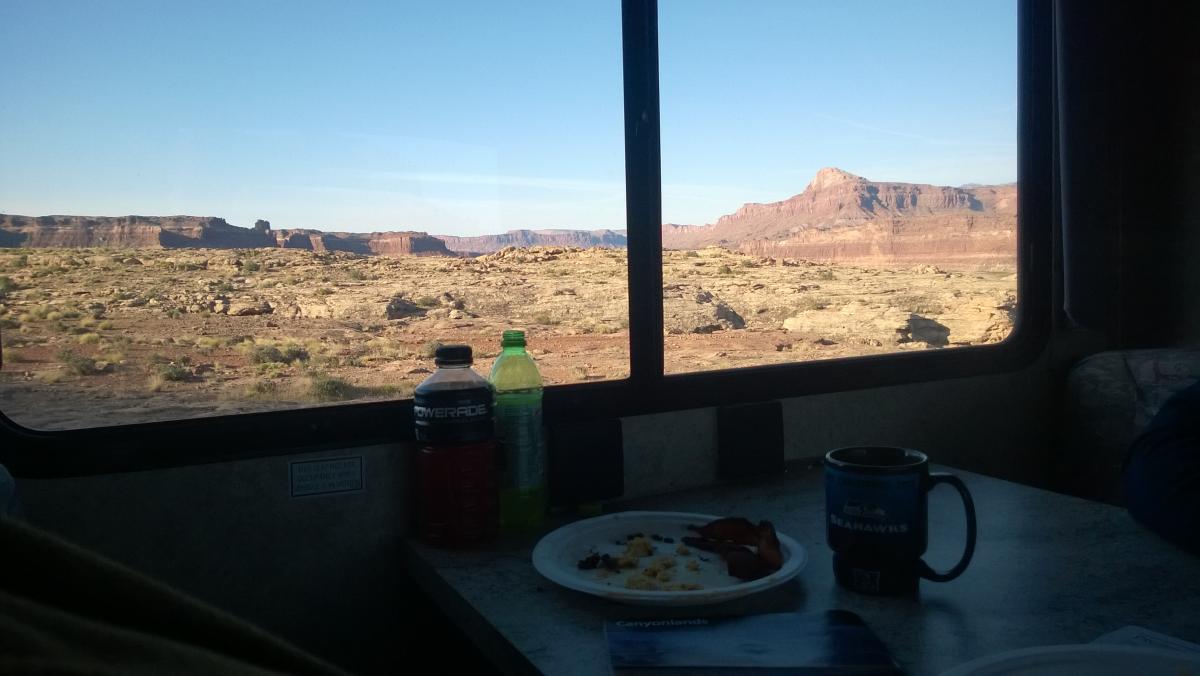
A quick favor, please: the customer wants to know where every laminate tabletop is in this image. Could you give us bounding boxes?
[402,463,1200,675]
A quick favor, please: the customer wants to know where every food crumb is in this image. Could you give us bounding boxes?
[623,536,655,558]
[663,582,703,591]
[625,575,659,591]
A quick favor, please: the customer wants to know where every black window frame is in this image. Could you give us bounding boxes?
[0,0,1051,477]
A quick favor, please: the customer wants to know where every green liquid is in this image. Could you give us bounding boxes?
[491,341,547,532]
[500,485,548,532]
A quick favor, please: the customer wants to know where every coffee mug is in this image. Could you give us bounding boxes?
[825,446,976,595]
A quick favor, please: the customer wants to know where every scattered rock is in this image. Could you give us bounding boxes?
[385,296,424,320]
[899,316,951,347]
[663,286,746,334]
[228,299,273,316]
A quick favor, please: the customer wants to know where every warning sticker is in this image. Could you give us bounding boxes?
[290,456,364,498]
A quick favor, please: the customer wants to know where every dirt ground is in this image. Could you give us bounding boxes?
[0,246,1015,430]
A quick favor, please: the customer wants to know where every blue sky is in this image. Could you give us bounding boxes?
[0,1,1015,236]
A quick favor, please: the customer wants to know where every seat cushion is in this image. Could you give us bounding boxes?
[1059,349,1200,504]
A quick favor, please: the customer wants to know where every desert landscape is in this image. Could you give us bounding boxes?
[0,169,1017,430]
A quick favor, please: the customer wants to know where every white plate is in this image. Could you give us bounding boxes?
[531,511,807,606]
[939,645,1200,676]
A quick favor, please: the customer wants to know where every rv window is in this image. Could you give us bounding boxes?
[658,0,1019,375]
[0,0,1049,455]
[0,2,628,431]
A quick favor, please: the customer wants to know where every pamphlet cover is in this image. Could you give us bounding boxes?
[606,610,901,675]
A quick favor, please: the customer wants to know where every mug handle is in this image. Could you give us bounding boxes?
[919,472,977,582]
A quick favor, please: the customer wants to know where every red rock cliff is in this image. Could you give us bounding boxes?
[0,215,453,257]
[661,168,1017,268]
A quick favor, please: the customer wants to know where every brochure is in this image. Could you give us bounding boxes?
[606,610,901,675]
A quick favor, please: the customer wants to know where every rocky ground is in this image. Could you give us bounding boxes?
[0,246,1015,430]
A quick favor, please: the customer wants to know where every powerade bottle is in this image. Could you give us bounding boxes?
[489,330,547,532]
[413,345,498,548]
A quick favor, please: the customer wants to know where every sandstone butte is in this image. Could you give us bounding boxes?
[0,168,1016,267]
[0,215,453,257]
[663,167,1017,268]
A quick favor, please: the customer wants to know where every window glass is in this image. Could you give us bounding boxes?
[659,0,1018,374]
[0,1,627,430]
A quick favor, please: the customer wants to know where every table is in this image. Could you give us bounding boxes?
[401,463,1200,675]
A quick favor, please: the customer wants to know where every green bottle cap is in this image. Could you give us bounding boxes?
[501,330,526,348]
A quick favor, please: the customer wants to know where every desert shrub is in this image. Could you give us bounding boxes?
[310,355,340,369]
[99,348,125,363]
[97,320,115,330]
[77,316,97,328]
[346,269,368,281]
[242,260,261,273]
[531,311,559,326]
[795,297,828,312]
[154,363,190,382]
[279,343,310,362]
[362,339,404,361]
[44,311,64,321]
[245,344,285,364]
[57,349,99,376]
[243,379,279,399]
[316,287,335,296]
[716,265,733,275]
[195,336,221,350]
[418,340,443,358]
[0,275,18,296]
[685,250,700,258]
[37,369,66,384]
[891,294,946,315]
[255,362,287,377]
[5,349,31,363]
[814,269,835,281]
[31,266,67,278]
[306,373,355,402]
[77,332,100,345]
[414,295,439,308]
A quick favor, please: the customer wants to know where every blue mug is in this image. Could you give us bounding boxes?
[825,446,977,595]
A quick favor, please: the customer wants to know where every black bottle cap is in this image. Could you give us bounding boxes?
[434,344,473,366]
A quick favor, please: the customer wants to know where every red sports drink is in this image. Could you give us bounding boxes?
[412,345,498,548]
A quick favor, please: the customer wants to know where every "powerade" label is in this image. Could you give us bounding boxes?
[413,386,494,443]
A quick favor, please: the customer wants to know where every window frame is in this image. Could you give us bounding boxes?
[0,0,1051,477]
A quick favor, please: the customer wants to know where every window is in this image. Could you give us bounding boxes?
[659,0,1019,374]
[0,0,1050,466]
[0,2,627,430]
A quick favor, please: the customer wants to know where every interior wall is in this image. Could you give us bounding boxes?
[17,444,407,676]
[622,351,1055,501]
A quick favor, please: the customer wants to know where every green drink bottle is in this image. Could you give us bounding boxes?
[489,330,547,531]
